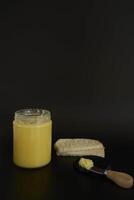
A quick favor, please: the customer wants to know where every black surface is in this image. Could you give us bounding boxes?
[0,126,134,200]
[0,1,134,199]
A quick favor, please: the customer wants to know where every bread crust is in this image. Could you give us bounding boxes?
[54,138,105,158]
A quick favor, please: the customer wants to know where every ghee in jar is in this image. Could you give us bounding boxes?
[13,109,52,168]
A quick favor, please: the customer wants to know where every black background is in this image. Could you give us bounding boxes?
[0,1,134,199]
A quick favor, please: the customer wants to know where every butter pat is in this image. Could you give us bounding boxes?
[79,158,94,170]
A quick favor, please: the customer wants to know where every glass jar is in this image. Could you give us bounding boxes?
[13,108,52,168]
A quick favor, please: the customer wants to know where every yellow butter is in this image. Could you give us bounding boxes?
[13,109,52,168]
[79,158,94,170]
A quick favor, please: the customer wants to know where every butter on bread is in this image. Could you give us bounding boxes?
[54,138,105,158]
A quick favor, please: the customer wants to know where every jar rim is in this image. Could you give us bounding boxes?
[14,108,51,124]
[15,108,50,117]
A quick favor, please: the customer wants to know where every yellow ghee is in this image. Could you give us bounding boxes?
[79,158,94,170]
[13,109,52,168]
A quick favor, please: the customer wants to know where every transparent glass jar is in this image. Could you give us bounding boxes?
[13,108,52,168]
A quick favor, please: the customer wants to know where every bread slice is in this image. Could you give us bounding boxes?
[54,138,105,158]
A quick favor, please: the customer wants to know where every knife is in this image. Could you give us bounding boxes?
[74,157,134,189]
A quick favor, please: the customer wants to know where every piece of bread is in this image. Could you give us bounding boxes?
[54,138,105,158]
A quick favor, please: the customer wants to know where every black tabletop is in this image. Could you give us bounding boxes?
[0,130,134,200]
